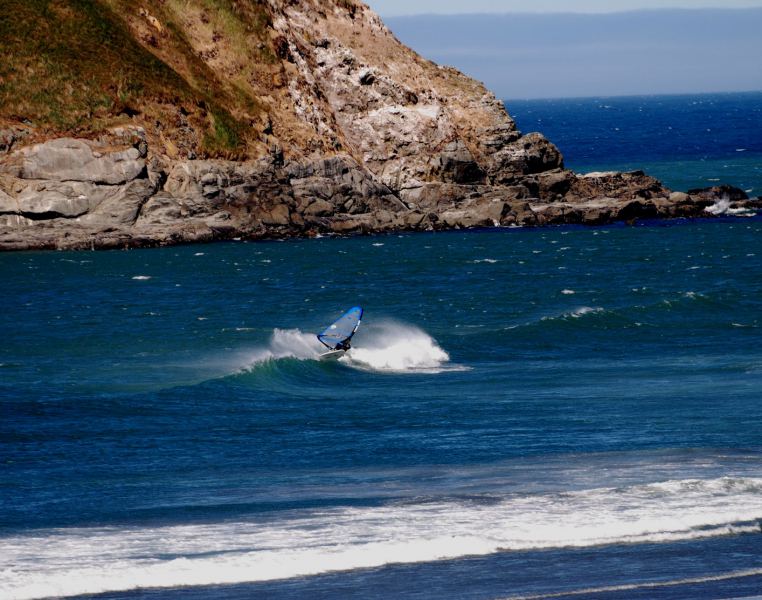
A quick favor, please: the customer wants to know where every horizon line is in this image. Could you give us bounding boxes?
[382,6,762,18]
[502,89,762,102]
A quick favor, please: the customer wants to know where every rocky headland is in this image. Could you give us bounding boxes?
[0,0,758,251]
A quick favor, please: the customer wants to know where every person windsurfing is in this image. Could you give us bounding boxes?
[317,306,363,357]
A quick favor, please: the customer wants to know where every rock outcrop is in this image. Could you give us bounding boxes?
[0,0,757,251]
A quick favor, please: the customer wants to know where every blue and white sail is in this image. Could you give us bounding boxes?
[318,307,363,350]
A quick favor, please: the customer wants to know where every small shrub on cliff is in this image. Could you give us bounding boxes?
[201,108,245,158]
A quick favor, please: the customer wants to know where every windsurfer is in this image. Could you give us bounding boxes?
[317,306,363,356]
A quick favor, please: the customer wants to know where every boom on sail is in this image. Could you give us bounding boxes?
[317,306,363,352]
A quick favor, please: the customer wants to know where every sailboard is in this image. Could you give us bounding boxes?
[317,306,363,358]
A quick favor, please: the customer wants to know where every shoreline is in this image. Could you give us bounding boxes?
[2,204,759,253]
[1,137,758,252]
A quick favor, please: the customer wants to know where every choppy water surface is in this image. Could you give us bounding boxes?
[2,215,762,599]
[510,92,762,194]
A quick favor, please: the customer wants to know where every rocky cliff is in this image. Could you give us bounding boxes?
[0,0,756,251]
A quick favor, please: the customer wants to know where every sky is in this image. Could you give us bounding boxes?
[370,5,762,98]
[367,0,762,16]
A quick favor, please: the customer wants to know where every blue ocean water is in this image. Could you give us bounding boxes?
[509,92,762,195]
[2,95,762,600]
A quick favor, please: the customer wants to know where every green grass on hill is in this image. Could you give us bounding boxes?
[0,0,189,129]
[0,0,271,157]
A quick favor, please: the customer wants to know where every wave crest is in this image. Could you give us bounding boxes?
[344,321,453,373]
[238,322,454,374]
[541,306,606,321]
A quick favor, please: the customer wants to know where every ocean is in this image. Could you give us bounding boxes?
[2,93,762,600]
[509,92,762,195]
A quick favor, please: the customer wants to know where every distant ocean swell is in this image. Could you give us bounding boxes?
[508,93,762,194]
[4,476,762,599]
[498,289,754,334]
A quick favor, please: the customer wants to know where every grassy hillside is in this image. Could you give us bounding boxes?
[0,0,277,158]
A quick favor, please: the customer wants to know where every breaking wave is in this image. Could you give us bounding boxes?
[344,321,456,373]
[237,321,455,374]
[4,476,762,599]
[705,197,757,217]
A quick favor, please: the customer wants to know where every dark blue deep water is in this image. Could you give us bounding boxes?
[2,94,762,600]
[510,92,762,195]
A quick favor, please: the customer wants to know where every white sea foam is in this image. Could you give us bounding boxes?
[542,306,605,321]
[705,197,757,217]
[240,328,323,368]
[706,198,731,215]
[561,289,575,295]
[345,321,454,373]
[4,476,762,599]
[131,275,151,280]
[570,306,604,318]
[237,322,454,374]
